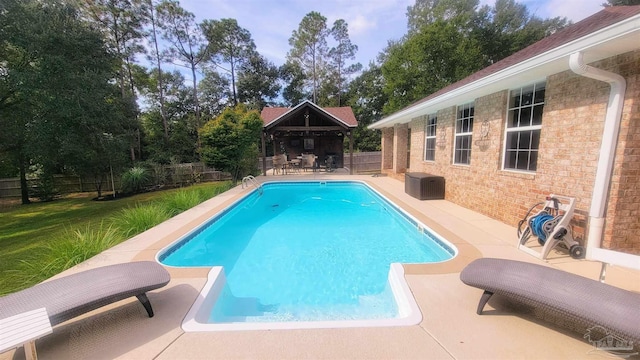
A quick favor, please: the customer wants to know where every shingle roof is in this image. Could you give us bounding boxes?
[260,102,358,127]
[402,5,640,111]
[260,107,289,124]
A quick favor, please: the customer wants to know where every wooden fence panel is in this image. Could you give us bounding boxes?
[346,151,382,173]
[0,163,227,199]
[0,154,381,198]
[0,178,21,198]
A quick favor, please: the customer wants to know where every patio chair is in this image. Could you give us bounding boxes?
[0,261,170,357]
[272,154,286,175]
[325,155,336,172]
[0,308,51,360]
[302,154,317,172]
[460,258,640,349]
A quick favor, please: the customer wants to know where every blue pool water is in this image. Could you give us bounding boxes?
[159,181,455,323]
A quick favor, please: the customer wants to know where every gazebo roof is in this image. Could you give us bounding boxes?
[261,100,358,129]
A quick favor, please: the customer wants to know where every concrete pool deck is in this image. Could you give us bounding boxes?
[2,172,639,359]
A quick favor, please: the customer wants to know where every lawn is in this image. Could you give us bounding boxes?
[0,181,233,296]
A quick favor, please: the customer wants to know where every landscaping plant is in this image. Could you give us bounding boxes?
[0,181,233,295]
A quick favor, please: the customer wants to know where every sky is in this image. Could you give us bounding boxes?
[178,0,606,72]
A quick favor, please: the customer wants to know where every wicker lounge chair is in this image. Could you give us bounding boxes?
[0,261,170,327]
[460,258,640,349]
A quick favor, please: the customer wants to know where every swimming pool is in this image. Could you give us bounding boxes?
[157,181,456,330]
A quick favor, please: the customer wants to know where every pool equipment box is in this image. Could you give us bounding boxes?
[405,173,445,200]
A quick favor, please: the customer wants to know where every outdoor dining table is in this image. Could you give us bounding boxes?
[287,159,301,173]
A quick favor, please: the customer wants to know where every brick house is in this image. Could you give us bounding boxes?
[369,6,640,255]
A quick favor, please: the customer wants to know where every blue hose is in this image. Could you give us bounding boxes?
[530,213,554,244]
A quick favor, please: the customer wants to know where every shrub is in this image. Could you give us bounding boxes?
[30,175,59,202]
[28,165,59,201]
[162,188,203,216]
[114,203,171,238]
[121,166,151,194]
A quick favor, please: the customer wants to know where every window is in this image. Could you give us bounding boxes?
[454,103,474,165]
[424,114,437,161]
[304,138,314,150]
[503,82,545,172]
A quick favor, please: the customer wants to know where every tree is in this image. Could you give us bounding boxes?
[382,0,570,113]
[0,0,134,202]
[279,61,308,106]
[0,152,15,178]
[237,53,281,110]
[287,11,330,103]
[381,19,483,113]
[202,18,256,106]
[156,0,209,131]
[346,63,387,151]
[199,69,231,118]
[199,105,263,183]
[406,0,478,34]
[138,69,200,163]
[81,0,146,99]
[472,0,569,65]
[328,19,362,106]
[602,0,640,5]
[143,0,169,141]
[80,0,145,162]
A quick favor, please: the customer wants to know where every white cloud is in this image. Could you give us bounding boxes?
[345,14,376,37]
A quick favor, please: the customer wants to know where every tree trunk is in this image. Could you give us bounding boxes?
[231,55,237,105]
[312,46,317,103]
[18,153,30,205]
[148,0,169,142]
[94,177,103,198]
[191,62,202,153]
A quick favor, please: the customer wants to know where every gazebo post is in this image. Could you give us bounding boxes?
[261,131,267,176]
[348,131,354,175]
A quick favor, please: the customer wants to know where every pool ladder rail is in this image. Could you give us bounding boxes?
[241,175,263,195]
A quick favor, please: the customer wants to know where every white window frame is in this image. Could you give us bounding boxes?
[502,82,545,172]
[454,103,474,165]
[424,114,437,162]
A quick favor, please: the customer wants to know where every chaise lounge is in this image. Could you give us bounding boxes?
[460,258,640,349]
[0,261,170,358]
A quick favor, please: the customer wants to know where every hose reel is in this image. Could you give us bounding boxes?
[529,212,559,245]
[517,195,585,260]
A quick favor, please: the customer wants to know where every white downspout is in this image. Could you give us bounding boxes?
[568,52,626,257]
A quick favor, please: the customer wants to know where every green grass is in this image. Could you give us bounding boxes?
[0,181,233,295]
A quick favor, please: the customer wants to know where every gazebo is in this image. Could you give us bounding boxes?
[260,100,358,175]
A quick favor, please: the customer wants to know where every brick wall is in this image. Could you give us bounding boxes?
[393,124,408,173]
[381,128,394,170]
[597,51,640,252]
[400,50,640,254]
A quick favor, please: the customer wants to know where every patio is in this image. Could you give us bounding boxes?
[3,172,639,360]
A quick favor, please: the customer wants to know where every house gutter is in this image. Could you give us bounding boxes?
[568,51,626,257]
